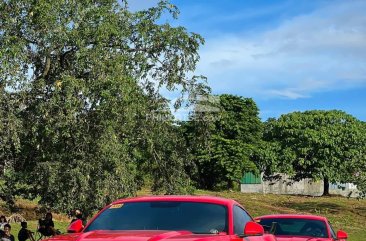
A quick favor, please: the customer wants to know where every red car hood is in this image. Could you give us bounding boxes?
[45,230,230,241]
[275,236,332,241]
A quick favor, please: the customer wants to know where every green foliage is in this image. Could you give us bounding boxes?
[185,94,262,189]
[144,121,195,195]
[0,90,22,208]
[351,121,366,197]
[256,110,366,195]
[0,0,206,216]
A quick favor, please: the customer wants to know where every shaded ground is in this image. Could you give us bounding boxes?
[0,198,69,222]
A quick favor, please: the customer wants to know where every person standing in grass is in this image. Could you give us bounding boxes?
[1,224,15,241]
[0,216,7,230]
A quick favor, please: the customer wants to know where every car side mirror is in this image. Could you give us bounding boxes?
[243,221,264,236]
[337,230,348,240]
[67,219,83,233]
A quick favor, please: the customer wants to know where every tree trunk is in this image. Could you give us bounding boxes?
[323,177,330,196]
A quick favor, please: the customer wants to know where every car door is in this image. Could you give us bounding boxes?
[232,205,266,241]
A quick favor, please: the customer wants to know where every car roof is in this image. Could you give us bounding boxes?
[111,195,239,206]
[255,214,328,221]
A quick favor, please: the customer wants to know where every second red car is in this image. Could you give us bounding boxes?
[255,214,347,241]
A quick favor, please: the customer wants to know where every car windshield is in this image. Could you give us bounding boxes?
[257,218,328,238]
[84,201,228,234]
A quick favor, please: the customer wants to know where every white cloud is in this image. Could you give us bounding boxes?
[265,89,309,100]
[197,0,366,99]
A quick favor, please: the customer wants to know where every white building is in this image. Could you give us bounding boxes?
[240,173,360,197]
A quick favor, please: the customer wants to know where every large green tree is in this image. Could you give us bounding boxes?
[0,0,207,215]
[256,110,366,196]
[350,121,366,197]
[185,94,262,190]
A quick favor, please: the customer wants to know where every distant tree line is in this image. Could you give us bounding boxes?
[1,0,365,216]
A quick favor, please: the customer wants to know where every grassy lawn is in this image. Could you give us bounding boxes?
[2,190,366,241]
[196,190,366,241]
[0,199,70,240]
[7,220,69,241]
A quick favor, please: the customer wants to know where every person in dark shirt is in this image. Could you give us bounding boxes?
[0,215,7,231]
[38,212,55,237]
[18,222,33,241]
[1,224,15,241]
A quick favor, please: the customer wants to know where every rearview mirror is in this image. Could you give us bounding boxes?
[243,221,264,236]
[67,219,83,233]
[337,230,348,240]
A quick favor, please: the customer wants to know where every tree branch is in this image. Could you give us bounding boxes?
[41,56,51,79]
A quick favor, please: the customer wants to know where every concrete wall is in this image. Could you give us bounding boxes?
[241,174,323,196]
[329,183,360,197]
[241,174,360,197]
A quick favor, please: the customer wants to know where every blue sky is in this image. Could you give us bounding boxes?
[129,0,366,121]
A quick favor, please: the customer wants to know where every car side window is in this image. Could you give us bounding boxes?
[233,205,252,235]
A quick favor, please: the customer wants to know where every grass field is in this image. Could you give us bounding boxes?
[196,190,366,241]
[1,190,366,241]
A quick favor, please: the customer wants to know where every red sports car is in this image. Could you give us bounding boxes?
[46,195,276,241]
[254,214,348,241]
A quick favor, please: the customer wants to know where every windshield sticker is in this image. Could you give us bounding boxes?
[109,204,124,209]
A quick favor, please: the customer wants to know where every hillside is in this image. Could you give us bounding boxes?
[1,191,366,241]
[196,190,366,241]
